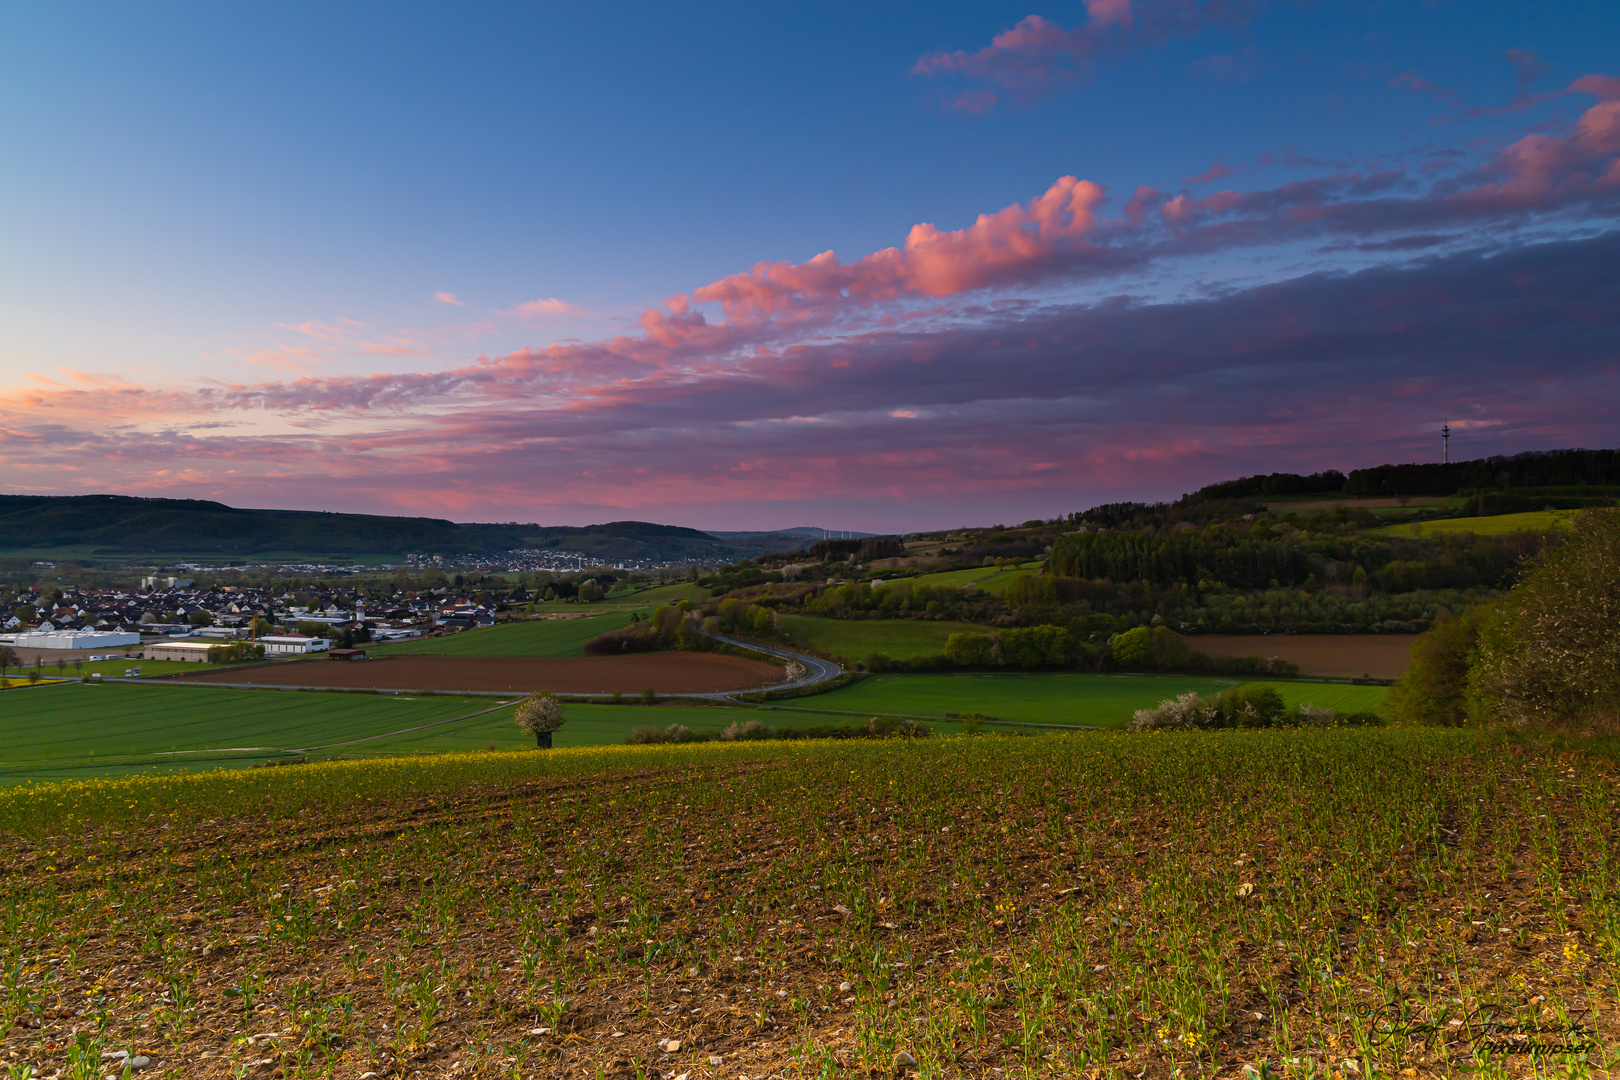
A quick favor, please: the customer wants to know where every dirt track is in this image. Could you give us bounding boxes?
[179,654,786,694]
[1190,634,1417,679]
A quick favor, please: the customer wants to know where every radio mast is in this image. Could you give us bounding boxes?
[1441,418,1450,464]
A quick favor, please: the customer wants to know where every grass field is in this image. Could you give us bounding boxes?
[797,671,1387,727]
[366,613,635,657]
[973,562,1042,595]
[906,561,1040,593]
[778,613,982,660]
[0,683,509,784]
[0,671,1388,784]
[521,580,708,617]
[906,564,1000,588]
[1,729,1614,1079]
[1376,509,1578,537]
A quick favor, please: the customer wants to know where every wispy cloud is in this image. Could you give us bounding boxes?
[433,291,466,306]
[506,297,583,318]
[912,2,1258,108]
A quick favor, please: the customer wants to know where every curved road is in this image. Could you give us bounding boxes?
[691,627,843,700]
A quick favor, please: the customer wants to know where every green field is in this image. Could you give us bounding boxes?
[0,683,512,784]
[1376,509,1578,537]
[0,680,971,785]
[0,666,1388,784]
[794,671,1387,727]
[521,580,708,617]
[906,561,1041,592]
[973,562,1042,594]
[365,612,635,657]
[779,614,982,659]
[907,565,1000,588]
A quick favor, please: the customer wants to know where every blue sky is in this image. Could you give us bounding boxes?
[1,2,1617,528]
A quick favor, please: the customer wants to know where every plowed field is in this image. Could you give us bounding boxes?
[1191,633,1417,679]
[179,653,785,694]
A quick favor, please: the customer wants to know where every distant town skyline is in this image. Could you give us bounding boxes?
[2,2,1616,531]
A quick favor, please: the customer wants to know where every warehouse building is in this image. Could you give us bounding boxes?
[144,641,221,663]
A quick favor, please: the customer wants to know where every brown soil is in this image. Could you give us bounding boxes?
[1192,633,1417,679]
[4,748,1614,1079]
[176,653,785,694]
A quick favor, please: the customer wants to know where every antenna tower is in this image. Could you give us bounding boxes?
[1441,418,1450,464]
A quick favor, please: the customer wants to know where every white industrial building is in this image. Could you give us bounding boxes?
[259,635,330,655]
[145,641,221,663]
[0,630,142,650]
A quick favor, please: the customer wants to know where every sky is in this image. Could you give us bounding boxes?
[1,1,1617,532]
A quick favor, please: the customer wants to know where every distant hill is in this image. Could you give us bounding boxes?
[0,495,808,562]
[523,521,805,562]
[709,526,877,541]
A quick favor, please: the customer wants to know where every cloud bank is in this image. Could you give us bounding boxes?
[1,74,1616,529]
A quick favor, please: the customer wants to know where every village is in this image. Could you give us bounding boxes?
[0,560,645,666]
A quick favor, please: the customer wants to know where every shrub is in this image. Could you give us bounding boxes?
[1111,625,1193,670]
[945,627,1070,669]
[1130,687,1372,731]
[1210,684,1287,728]
[1470,509,1620,729]
[583,626,658,654]
[719,719,774,741]
[1294,702,1339,727]
[1385,606,1491,726]
[627,724,708,744]
[944,633,995,668]
[1129,691,1215,731]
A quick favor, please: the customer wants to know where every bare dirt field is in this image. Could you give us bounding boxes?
[178,653,786,694]
[1190,634,1418,679]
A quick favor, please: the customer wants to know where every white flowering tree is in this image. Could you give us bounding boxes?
[514,691,566,748]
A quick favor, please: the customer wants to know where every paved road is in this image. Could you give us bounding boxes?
[689,628,843,700]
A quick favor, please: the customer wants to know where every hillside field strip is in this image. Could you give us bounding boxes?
[520,581,710,618]
[0,671,1389,785]
[778,615,984,661]
[905,562,1042,593]
[1,730,1615,1079]
[366,614,637,658]
[1375,510,1579,538]
[790,671,1388,727]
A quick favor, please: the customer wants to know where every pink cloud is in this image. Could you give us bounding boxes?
[1086,0,1134,28]
[433,291,466,306]
[911,2,1256,103]
[508,297,583,318]
[947,89,999,114]
[686,175,1109,320]
[1183,156,1237,186]
[1571,74,1620,102]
